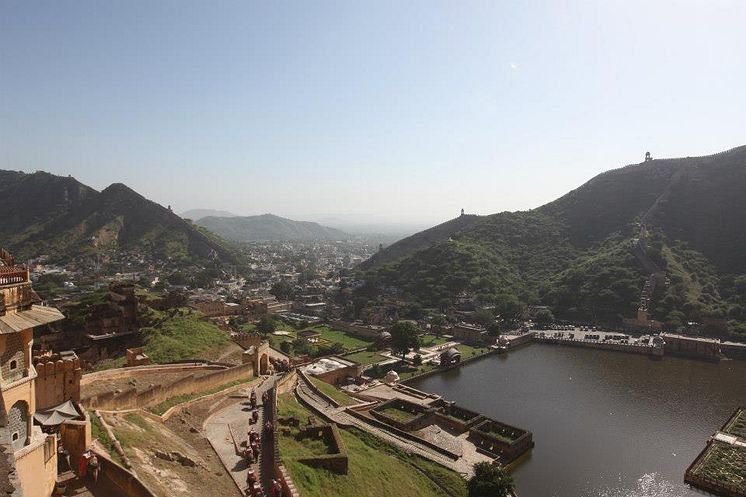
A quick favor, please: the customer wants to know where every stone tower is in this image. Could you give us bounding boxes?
[645,151,653,162]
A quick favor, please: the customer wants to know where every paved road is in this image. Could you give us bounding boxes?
[205,376,276,495]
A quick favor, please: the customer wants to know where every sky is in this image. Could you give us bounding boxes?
[2,1,746,228]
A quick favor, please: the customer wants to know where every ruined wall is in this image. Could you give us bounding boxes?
[81,363,254,411]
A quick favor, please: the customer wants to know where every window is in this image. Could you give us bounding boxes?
[9,360,17,371]
[11,433,18,443]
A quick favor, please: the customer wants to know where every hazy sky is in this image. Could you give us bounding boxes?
[2,1,745,226]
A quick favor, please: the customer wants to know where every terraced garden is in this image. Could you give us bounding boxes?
[691,441,746,490]
[276,393,466,497]
[723,409,746,439]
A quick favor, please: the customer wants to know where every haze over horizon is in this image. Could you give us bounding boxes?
[2,1,745,226]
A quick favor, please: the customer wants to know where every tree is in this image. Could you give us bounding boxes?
[390,321,421,362]
[473,309,495,328]
[257,316,276,335]
[535,308,554,327]
[495,294,525,321]
[467,462,514,497]
[270,281,293,300]
[430,314,447,336]
[413,354,423,366]
[280,341,293,355]
[167,272,188,286]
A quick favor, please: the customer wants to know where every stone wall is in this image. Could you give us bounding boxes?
[328,320,387,340]
[81,363,225,386]
[276,370,298,396]
[93,449,158,497]
[470,419,534,463]
[60,415,91,467]
[295,424,348,474]
[268,383,301,497]
[81,363,254,410]
[33,355,82,410]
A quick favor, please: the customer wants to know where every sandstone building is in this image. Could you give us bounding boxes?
[0,250,90,496]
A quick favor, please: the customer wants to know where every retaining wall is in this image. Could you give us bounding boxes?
[93,449,158,497]
[82,363,253,410]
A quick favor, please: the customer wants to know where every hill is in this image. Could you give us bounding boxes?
[0,170,240,264]
[180,208,236,220]
[360,146,746,335]
[195,213,347,242]
[360,214,481,268]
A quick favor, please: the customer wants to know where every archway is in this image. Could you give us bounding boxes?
[259,353,269,375]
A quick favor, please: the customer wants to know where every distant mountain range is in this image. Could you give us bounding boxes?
[0,170,239,264]
[181,208,237,220]
[194,214,347,242]
[361,146,746,332]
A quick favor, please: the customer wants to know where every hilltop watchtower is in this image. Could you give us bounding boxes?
[645,151,653,162]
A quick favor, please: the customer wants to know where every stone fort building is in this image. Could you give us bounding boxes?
[0,249,88,496]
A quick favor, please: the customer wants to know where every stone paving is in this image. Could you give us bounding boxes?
[205,375,276,495]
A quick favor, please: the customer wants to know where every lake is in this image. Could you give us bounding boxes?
[408,344,746,497]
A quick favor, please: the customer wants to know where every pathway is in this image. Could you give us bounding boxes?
[205,375,277,495]
[57,469,128,497]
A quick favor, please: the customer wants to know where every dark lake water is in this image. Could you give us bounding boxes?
[409,344,746,497]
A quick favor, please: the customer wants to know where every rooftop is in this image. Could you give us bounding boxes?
[302,356,357,376]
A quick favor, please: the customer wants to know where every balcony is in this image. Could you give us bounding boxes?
[0,266,29,286]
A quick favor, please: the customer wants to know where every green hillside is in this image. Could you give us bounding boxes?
[360,146,746,336]
[0,170,240,264]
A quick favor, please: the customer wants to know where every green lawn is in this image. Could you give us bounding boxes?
[343,350,386,365]
[420,334,449,347]
[455,343,488,358]
[277,402,336,459]
[398,363,439,380]
[308,376,359,407]
[269,329,298,350]
[312,325,372,350]
[277,393,466,497]
[378,406,420,423]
